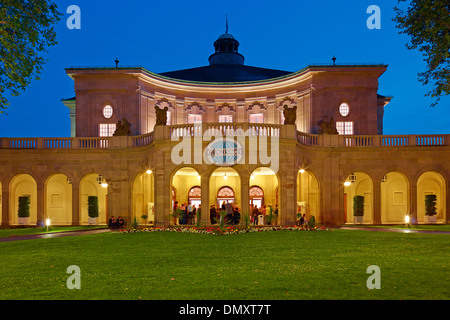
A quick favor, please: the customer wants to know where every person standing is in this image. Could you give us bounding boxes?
[210,205,216,224]
[261,205,267,224]
[252,205,259,225]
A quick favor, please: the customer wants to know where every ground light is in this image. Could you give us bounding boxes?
[46,218,51,231]
[404,215,411,228]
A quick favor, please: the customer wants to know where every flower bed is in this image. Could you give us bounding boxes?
[115,225,329,236]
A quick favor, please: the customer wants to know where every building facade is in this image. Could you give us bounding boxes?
[0,30,448,227]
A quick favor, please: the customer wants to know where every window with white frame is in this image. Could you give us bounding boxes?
[249,113,264,124]
[99,123,116,137]
[339,103,350,117]
[103,105,113,119]
[218,115,233,123]
[336,121,353,135]
[188,114,202,124]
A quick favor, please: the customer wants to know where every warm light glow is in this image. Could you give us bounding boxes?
[250,174,254,179]
[146,169,152,175]
[224,173,228,180]
[197,174,200,180]
[344,181,351,187]
[46,219,51,227]
[299,169,305,174]
[101,182,108,188]
[405,215,410,224]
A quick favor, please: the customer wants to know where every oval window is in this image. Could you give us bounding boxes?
[103,105,113,119]
[339,103,349,117]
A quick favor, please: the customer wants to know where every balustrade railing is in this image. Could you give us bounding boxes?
[0,126,447,150]
[170,123,281,138]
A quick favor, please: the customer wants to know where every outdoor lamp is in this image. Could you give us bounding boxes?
[146,169,152,175]
[344,181,351,187]
[101,182,108,188]
[405,215,410,224]
[299,169,305,174]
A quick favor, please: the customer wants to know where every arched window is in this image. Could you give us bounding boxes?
[217,186,235,208]
[188,186,201,207]
[249,186,264,208]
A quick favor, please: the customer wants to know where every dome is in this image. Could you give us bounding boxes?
[217,33,235,40]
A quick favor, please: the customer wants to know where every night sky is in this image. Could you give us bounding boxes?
[0,0,448,137]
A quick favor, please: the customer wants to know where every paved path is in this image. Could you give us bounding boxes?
[0,228,111,243]
[334,226,450,235]
[1,226,448,243]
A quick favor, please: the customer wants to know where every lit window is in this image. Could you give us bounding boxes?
[188,114,202,124]
[103,105,113,119]
[219,115,233,123]
[99,123,117,137]
[336,121,353,135]
[249,114,264,124]
[339,103,350,117]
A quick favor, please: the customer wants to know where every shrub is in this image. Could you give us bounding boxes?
[308,215,316,228]
[87,196,99,218]
[425,194,437,216]
[353,195,365,217]
[18,196,30,218]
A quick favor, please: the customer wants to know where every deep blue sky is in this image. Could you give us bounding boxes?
[0,0,448,137]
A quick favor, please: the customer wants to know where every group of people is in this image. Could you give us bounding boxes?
[209,201,241,225]
[251,204,278,225]
[108,216,125,229]
[173,201,201,225]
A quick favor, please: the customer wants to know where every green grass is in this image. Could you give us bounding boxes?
[0,229,449,300]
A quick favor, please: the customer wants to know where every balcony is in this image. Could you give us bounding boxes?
[0,124,447,150]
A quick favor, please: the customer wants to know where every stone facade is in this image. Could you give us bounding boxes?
[1,40,448,227]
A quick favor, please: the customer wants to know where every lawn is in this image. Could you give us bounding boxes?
[0,228,448,300]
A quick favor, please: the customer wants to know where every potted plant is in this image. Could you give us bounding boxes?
[424,194,437,224]
[141,214,148,226]
[218,210,227,230]
[266,206,274,225]
[18,196,30,226]
[87,196,99,225]
[170,208,183,226]
[353,195,364,224]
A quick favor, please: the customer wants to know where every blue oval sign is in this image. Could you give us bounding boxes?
[205,138,243,166]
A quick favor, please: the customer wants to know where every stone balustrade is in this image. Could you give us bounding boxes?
[0,125,447,150]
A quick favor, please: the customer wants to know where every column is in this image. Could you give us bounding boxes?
[240,171,250,220]
[372,182,381,224]
[71,177,80,226]
[1,181,9,227]
[200,173,209,225]
[410,181,418,224]
[36,181,45,227]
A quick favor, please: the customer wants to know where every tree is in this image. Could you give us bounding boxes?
[0,0,61,113]
[393,0,450,107]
